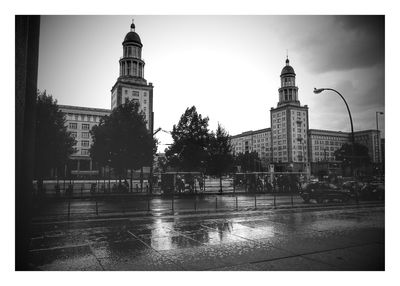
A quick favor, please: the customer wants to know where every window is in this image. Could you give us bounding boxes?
[81,140,90,147]
[69,123,77,129]
[143,92,147,97]
[82,132,89,139]
[82,124,90,130]
[70,132,77,138]
[132,91,139,97]
[74,115,79,121]
[125,89,128,94]
[81,149,89,155]
[144,99,147,104]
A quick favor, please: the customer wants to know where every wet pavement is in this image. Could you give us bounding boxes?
[32,193,372,220]
[28,205,384,270]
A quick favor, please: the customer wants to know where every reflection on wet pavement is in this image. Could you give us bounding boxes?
[28,206,384,270]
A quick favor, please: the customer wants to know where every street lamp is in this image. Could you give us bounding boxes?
[376,111,384,166]
[314,88,355,177]
[149,127,162,194]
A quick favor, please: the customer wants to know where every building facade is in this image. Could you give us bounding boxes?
[231,58,382,173]
[59,105,111,176]
[58,21,155,178]
[110,21,154,133]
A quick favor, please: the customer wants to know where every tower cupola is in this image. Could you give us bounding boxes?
[119,20,145,82]
[278,57,299,106]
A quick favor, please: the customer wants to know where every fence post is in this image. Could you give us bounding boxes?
[273,193,276,208]
[233,174,236,194]
[67,199,71,220]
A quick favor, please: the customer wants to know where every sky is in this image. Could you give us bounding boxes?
[37,15,385,150]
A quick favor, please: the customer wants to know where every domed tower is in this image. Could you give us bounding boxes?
[270,57,309,172]
[278,57,299,106]
[111,20,154,132]
[119,21,145,82]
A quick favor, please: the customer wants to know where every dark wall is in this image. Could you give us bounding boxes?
[15,15,40,270]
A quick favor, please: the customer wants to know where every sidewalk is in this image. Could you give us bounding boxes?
[28,205,385,270]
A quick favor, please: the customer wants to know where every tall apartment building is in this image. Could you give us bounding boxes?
[231,128,271,166]
[270,58,309,171]
[111,21,154,133]
[231,57,382,173]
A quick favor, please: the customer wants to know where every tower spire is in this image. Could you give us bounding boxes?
[286,50,289,65]
[130,19,135,31]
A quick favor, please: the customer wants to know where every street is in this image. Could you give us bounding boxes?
[28,204,384,270]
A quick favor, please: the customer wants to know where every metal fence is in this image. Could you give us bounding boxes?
[31,193,308,219]
[33,172,309,197]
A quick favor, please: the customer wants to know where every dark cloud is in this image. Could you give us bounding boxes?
[295,15,384,73]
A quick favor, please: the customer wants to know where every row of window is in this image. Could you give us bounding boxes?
[272,111,286,118]
[70,132,90,139]
[314,146,338,151]
[66,114,101,123]
[124,90,147,97]
[69,123,91,130]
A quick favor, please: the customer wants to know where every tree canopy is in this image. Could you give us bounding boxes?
[90,100,156,177]
[34,91,76,179]
[165,106,210,172]
[334,142,371,175]
[206,124,235,177]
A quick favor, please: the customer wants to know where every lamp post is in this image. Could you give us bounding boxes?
[149,127,162,194]
[314,88,355,177]
[376,111,384,169]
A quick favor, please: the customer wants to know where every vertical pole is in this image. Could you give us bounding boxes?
[140,167,144,193]
[147,196,150,212]
[108,168,111,193]
[68,199,71,220]
[236,196,238,210]
[215,197,218,210]
[273,193,276,208]
[233,174,236,194]
[194,198,197,211]
[172,194,174,212]
[130,169,133,193]
[254,194,257,209]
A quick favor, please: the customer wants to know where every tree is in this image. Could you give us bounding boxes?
[334,142,371,176]
[235,151,263,173]
[90,100,157,180]
[34,91,76,184]
[206,124,235,193]
[165,106,210,171]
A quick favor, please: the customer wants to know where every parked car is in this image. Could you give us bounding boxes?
[300,182,352,203]
[359,182,384,201]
